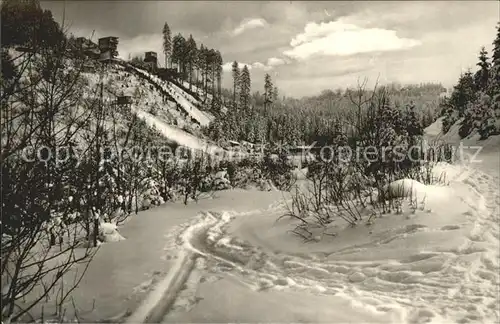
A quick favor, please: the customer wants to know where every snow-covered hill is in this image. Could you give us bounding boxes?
[425,117,500,154]
[81,61,224,155]
[118,62,213,127]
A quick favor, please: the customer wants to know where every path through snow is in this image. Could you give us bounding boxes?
[128,159,500,324]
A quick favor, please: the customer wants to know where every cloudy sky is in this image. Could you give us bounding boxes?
[42,1,499,98]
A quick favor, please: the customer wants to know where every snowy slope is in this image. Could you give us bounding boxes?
[180,80,228,116]
[169,81,201,107]
[167,81,215,123]
[121,63,212,127]
[425,117,500,153]
[132,108,221,154]
[182,81,212,101]
[81,64,223,154]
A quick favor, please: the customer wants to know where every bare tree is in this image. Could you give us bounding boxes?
[1,3,104,321]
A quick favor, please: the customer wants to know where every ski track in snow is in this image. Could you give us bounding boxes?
[152,164,499,324]
[125,64,212,127]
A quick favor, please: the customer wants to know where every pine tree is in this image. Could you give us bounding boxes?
[231,61,240,108]
[405,101,423,137]
[196,44,204,90]
[373,90,400,146]
[272,86,279,102]
[186,35,197,90]
[474,47,490,92]
[202,47,210,97]
[162,22,172,68]
[215,50,223,97]
[485,24,500,137]
[198,45,206,93]
[264,73,273,111]
[208,49,217,97]
[492,22,500,67]
[421,108,435,128]
[488,22,500,100]
[172,34,186,77]
[449,71,476,117]
[1,0,64,49]
[239,65,251,111]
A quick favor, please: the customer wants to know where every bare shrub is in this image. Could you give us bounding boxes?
[1,8,101,320]
[281,83,448,241]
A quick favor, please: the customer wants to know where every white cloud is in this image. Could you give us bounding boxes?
[222,61,252,72]
[232,18,267,36]
[116,33,165,63]
[251,62,272,71]
[267,57,286,66]
[223,60,282,72]
[284,20,421,60]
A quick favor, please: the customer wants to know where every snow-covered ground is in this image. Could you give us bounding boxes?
[150,120,499,324]
[157,160,499,323]
[22,117,498,324]
[21,190,288,322]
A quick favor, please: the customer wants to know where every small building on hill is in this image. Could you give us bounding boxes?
[99,51,114,63]
[73,37,100,59]
[144,61,157,72]
[144,51,158,72]
[115,88,134,112]
[144,51,157,63]
[98,36,119,59]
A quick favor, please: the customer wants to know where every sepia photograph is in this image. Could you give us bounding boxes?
[1,0,499,323]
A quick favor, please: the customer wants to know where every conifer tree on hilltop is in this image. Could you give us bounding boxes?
[445,21,500,139]
[186,34,197,91]
[215,50,223,97]
[199,46,208,95]
[231,61,240,108]
[162,22,172,68]
[196,44,205,91]
[239,65,251,111]
[474,47,490,92]
[172,33,186,78]
[158,25,223,103]
[441,70,476,134]
[488,22,500,96]
[406,101,423,138]
[264,73,273,111]
[485,22,500,136]
[452,70,477,117]
[492,22,500,66]
[1,0,64,49]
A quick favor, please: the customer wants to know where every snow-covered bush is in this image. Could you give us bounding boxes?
[282,87,446,240]
[213,169,231,190]
[259,152,295,191]
[98,222,125,242]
